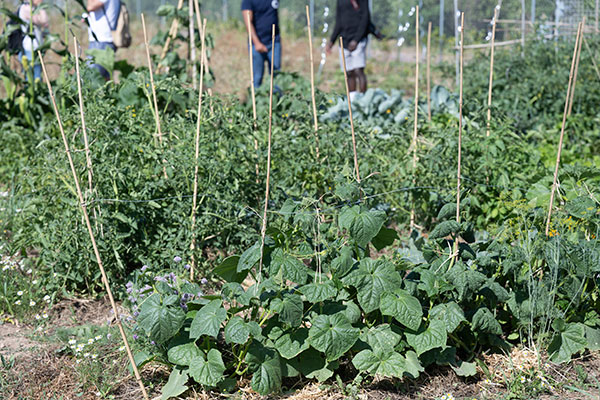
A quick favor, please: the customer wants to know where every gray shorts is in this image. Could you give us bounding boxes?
[339,38,368,72]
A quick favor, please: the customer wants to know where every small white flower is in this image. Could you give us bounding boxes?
[42,313,48,319]
[17,291,23,296]
[26,269,32,274]
[520,376,526,383]
[35,314,41,320]
[76,359,81,364]
[118,346,125,352]
[91,354,98,360]
[29,300,36,306]
[14,300,21,305]
[94,335,102,341]
[88,338,94,344]
[83,352,90,358]
[68,339,77,345]
[53,273,57,278]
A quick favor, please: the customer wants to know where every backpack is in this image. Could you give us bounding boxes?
[108,1,131,48]
[5,5,25,54]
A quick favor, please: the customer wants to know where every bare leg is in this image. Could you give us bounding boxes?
[356,68,367,93]
[347,69,357,92]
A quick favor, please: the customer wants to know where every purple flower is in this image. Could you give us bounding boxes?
[154,276,166,282]
[200,278,208,285]
[150,341,156,345]
[133,334,138,340]
[126,287,133,294]
[173,256,182,263]
[126,281,133,288]
[141,265,149,272]
[133,311,139,317]
[184,264,191,270]
[169,273,177,282]
[106,333,112,340]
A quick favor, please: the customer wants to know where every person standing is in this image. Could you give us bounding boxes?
[18,0,49,81]
[326,0,377,100]
[85,0,120,80]
[242,0,280,88]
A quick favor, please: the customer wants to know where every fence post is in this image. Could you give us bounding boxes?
[439,0,445,62]
[453,0,459,87]
[223,0,228,21]
[531,0,536,24]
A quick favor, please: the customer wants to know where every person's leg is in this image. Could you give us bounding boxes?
[270,38,281,73]
[347,69,357,93]
[252,44,265,88]
[356,68,367,93]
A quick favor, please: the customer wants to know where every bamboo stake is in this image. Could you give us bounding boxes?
[190,17,207,282]
[257,25,276,284]
[306,5,320,161]
[159,0,185,66]
[189,0,197,88]
[38,54,149,400]
[546,22,582,237]
[427,21,432,122]
[193,0,209,84]
[456,13,464,224]
[486,8,499,137]
[568,18,585,117]
[245,12,259,181]
[141,14,167,179]
[74,37,102,234]
[410,7,420,230]
[340,36,361,183]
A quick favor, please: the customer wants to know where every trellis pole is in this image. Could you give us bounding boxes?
[257,25,276,285]
[486,7,499,137]
[190,16,207,282]
[38,54,150,400]
[456,12,464,224]
[306,5,320,161]
[159,0,185,69]
[410,6,420,230]
[245,12,259,181]
[141,14,167,179]
[453,0,459,87]
[340,36,361,184]
[545,22,583,237]
[189,0,197,88]
[568,18,585,116]
[427,21,432,122]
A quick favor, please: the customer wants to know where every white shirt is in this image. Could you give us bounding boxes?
[88,0,120,43]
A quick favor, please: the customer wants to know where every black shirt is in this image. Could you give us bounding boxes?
[330,0,370,49]
[241,0,280,45]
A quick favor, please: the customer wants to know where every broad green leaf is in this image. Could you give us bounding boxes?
[352,348,407,378]
[190,300,227,339]
[167,342,203,366]
[270,327,310,359]
[338,205,387,247]
[437,203,457,221]
[362,324,401,352]
[224,316,250,345]
[451,360,477,377]
[379,288,423,331]
[342,258,402,313]
[471,307,502,335]
[270,293,304,327]
[549,323,587,363]
[308,313,360,361]
[430,302,466,333]
[300,280,337,303]
[189,348,226,387]
[404,350,424,378]
[371,227,399,251]
[406,319,447,355]
[269,248,309,285]
[160,369,189,400]
[331,246,354,278]
[238,242,261,272]
[296,348,335,381]
[585,326,600,351]
[138,293,185,344]
[429,220,461,239]
[214,256,248,283]
[246,342,282,395]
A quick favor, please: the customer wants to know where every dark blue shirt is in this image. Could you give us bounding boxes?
[241,0,280,45]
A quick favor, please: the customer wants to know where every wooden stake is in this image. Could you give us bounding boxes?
[190,17,207,282]
[546,22,582,237]
[568,18,585,116]
[38,54,149,400]
[340,36,361,183]
[427,21,432,122]
[410,7,420,230]
[486,8,498,137]
[189,0,197,88]
[257,24,276,284]
[306,5,320,161]
[159,0,185,67]
[456,13,464,224]
[141,14,167,178]
[245,12,259,181]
